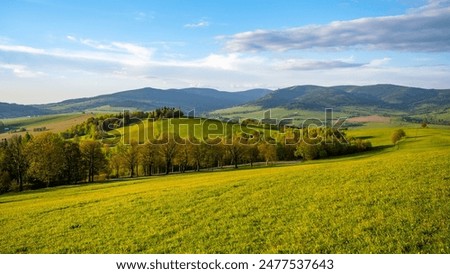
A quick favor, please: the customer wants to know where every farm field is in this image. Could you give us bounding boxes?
[0,125,449,253]
[210,106,347,124]
[0,113,93,140]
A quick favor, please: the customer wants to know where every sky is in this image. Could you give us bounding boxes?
[1,0,450,104]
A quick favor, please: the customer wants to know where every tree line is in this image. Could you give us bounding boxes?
[0,133,106,193]
[0,122,371,194]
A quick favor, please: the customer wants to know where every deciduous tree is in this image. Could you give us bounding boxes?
[121,140,140,177]
[61,142,85,184]
[26,133,65,187]
[258,142,278,165]
[158,133,179,174]
[140,141,158,176]
[189,138,207,171]
[391,129,406,149]
[80,140,106,182]
[3,135,27,191]
[224,136,245,169]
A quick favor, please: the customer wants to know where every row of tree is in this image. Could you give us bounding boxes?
[0,133,106,193]
[0,126,372,194]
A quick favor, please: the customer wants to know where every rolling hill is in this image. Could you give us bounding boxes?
[1,84,450,119]
[250,84,450,113]
[0,88,271,119]
[40,87,272,114]
[0,102,52,119]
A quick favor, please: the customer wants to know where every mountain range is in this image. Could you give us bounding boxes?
[0,87,271,119]
[253,85,450,113]
[1,84,449,119]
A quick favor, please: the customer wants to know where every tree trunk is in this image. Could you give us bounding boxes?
[130,165,134,178]
[165,160,170,175]
[18,169,23,192]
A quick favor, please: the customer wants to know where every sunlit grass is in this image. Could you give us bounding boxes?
[0,127,449,253]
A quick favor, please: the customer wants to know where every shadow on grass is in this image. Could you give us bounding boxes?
[0,144,398,200]
[406,135,430,139]
[370,144,395,151]
[355,135,375,140]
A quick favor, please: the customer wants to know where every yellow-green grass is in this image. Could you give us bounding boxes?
[116,118,277,143]
[211,106,347,122]
[0,127,449,253]
[0,113,93,140]
[1,113,89,128]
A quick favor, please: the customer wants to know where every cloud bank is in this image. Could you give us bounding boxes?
[0,37,154,67]
[225,1,450,52]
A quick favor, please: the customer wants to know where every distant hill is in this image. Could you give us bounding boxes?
[250,84,450,114]
[0,87,271,118]
[1,85,450,119]
[40,87,272,114]
[0,102,52,119]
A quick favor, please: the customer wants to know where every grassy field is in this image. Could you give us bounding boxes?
[116,118,278,143]
[0,125,449,253]
[211,106,347,124]
[0,113,93,139]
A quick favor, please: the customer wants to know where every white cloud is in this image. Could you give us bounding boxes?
[111,42,153,59]
[413,0,450,12]
[225,1,450,52]
[66,35,76,42]
[365,57,392,67]
[276,59,365,71]
[0,37,155,67]
[184,20,209,28]
[147,53,266,73]
[195,53,264,70]
[0,44,45,55]
[0,63,45,78]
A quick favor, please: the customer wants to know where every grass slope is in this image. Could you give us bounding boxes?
[0,113,93,139]
[0,127,449,253]
[117,118,274,143]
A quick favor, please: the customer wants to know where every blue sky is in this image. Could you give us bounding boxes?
[1,0,449,104]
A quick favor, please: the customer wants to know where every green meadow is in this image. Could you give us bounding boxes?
[0,113,92,140]
[1,113,86,129]
[0,125,449,253]
[116,118,277,143]
[211,106,347,123]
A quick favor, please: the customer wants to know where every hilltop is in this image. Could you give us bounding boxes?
[251,84,450,113]
[1,84,450,120]
[0,87,271,119]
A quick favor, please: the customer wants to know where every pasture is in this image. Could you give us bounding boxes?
[0,113,93,140]
[0,125,449,253]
